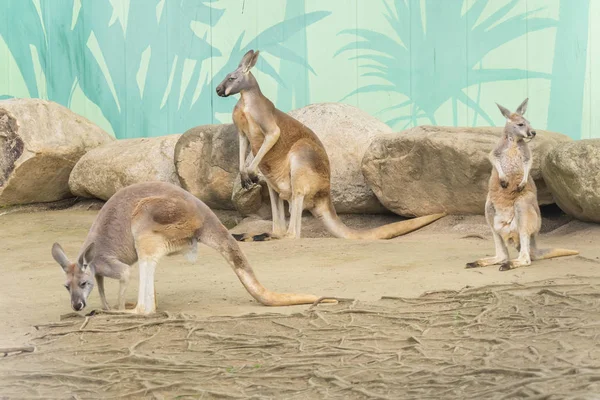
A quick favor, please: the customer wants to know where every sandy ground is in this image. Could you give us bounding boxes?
[1,206,600,398]
[1,206,599,350]
[1,278,600,399]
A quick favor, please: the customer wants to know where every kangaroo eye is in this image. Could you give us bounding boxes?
[518,123,525,127]
[64,284,70,290]
[228,77,235,81]
[79,282,88,288]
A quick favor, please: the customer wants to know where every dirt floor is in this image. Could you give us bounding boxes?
[1,205,600,398]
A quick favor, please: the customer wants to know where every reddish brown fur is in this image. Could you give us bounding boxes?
[64,263,80,290]
[51,182,333,314]
[466,99,578,270]
[225,51,444,240]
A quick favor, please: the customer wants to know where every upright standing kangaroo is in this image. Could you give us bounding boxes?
[466,99,578,271]
[216,50,444,240]
[51,182,333,314]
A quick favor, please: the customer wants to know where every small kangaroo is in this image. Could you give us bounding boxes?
[466,99,578,271]
[216,50,444,241]
[51,182,333,314]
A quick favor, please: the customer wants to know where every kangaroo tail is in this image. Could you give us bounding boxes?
[200,218,335,306]
[532,247,579,261]
[311,197,445,240]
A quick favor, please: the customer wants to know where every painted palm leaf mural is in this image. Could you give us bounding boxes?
[336,0,558,129]
[0,0,329,138]
[0,1,595,139]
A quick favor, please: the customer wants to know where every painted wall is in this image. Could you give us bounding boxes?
[0,0,596,140]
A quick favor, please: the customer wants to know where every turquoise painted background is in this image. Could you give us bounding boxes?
[0,0,596,139]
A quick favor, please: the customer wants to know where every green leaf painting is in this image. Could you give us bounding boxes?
[0,1,596,139]
[336,0,557,129]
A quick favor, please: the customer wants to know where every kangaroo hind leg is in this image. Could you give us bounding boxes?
[269,185,286,237]
[284,143,326,240]
[130,196,201,314]
[132,234,166,314]
[285,194,305,239]
[499,198,538,271]
[466,230,509,268]
[466,202,509,268]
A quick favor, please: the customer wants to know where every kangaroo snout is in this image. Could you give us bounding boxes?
[72,300,86,311]
[530,130,536,137]
[216,85,226,97]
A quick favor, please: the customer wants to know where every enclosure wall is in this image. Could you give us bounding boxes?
[0,0,595,139]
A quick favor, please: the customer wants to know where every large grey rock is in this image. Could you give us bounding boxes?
[175,124,239,209]
[230,151,272,218]
[231,175,271,218]
[69,135,180,200]
[542,139,600,223]
[0,98,114,206]
[362,126,572,217]
[288,103,391,213]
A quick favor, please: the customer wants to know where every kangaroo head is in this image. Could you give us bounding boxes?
[496,98,536,141]
[51,242,96,311]
[216,49,260,97]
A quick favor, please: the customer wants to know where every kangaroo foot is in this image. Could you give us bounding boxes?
[466,256,507,269]
[499,258,530,271]
[466,261,483,269]
[113,302,137,310]
[232,232,273,242]
[129,304,156,315]
[499,261,513,271]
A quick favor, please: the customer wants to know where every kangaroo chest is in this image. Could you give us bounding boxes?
[233,102,265,155]
[232,101,291,195]
[499,143,526,178]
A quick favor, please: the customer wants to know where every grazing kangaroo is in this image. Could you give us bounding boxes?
[466,99,578,271]
[216,50,444,241]
[51,182,334,314]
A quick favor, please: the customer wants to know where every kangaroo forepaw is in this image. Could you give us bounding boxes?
[500,179,509,189]
[248,171,259,184]
[240,171,260,189]
[515,182,525,192]
[241,174,253,189]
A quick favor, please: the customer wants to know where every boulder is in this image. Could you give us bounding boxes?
[231,176,271,218]
[0,98,113,206]
[362,126,571,217]
[174,124,239,209]
[228,150,272,218]
[542,139,600,223]
[288,103,390,213]
[69,135,181,200]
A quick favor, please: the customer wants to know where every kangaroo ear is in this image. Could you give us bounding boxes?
[78,242,96,270]
[516,98,528,115]
[496,103,512,119]
[249,50,260,69]
[51,243,71,272]
[240,49,260,73]
[239,50,255,70]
